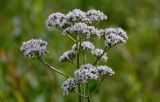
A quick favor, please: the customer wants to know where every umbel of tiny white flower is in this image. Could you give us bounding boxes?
[81,41,95,51]
[59,50,76,62]
[59,41,108,63]
[71,41,95,52]
[102,28,128,47]
[86,9,107,22]
[59,41,95,62]
[47,9,107,30]
[65,9,88,23]
[47,12,65,29]
[20,39,48,58]
[63,22,101,38]
[97,65,115,76]
[74,64,98,84]
[59,44,77,62]
[61,78,78,95]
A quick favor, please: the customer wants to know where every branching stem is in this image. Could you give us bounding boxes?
[75,92,89,98]
[38,57,70,78]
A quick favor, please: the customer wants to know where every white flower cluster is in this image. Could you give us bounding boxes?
[81,41,95,50]
[86,9,107,22]
[20,9,127,97]
[103,28,128,46]
[92,48,108,62]
[61,78,78,95]
[59,46,77,62]
[74,64,98,83]
[47,9,128,47]
[47,9,107,29]
[64,22,101,38]
[20,39,48,58]
[97,66,115,76]
[65,9,88,22]
[61,64,115,95]
[47,12,66,29]
[60,42,107,62]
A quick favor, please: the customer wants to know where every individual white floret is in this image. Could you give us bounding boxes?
[97,66,115,76]
[61,78,78,95]
[104,28,128,46]
[81,41,95,50]
[74,64,98,83]
[86,9,107,22]
[59,50,76,62]
[20,39,48,58]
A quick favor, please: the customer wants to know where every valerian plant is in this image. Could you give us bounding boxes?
[20,9,128,102]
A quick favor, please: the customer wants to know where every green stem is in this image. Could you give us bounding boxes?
[66,34,77,43]
[83,51,87,102]
[92,77,105,94]
[83,51,87,64]
[84,83,86,98]
[76,92,89,98]
[38,57,70,78]
[86,83,90,102]
[76,38,82,102]
[67,59,76,67]
[93,43,122,65]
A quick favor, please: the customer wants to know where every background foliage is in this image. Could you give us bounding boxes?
[0,0,160,102]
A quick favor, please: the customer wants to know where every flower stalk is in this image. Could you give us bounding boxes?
[38,57,70,78]
[76,37,82,102]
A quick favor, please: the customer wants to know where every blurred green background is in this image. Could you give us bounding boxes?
[0,0,160,102]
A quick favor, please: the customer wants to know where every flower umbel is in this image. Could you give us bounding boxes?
[81,41,95,51]
[65,9,88,23]
[97,65,115,76]
[86,9,107,22]
[47,12,66,29]
[20,39,48,58]
[59,50,76,62]
[103,28,128,46]
[63,22,100,38]
[74,64,98,84]
[61,78,78,95]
